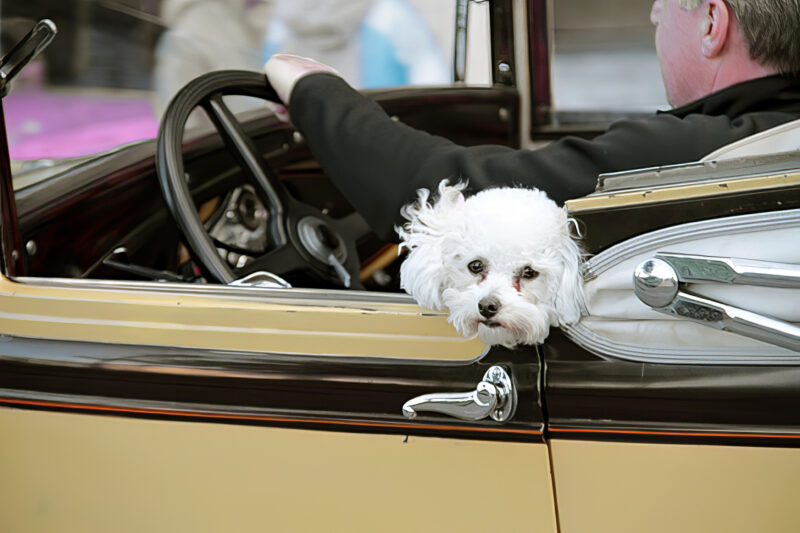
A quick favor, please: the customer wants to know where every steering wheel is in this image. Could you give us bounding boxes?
[156,70,369,288]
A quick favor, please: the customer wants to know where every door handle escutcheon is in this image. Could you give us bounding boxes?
[402,366,517,423]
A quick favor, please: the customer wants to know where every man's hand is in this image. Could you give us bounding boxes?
[263,54,341,104]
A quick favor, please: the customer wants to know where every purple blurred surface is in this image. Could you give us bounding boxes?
[5,88,159,161]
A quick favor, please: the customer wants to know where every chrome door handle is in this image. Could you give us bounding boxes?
[402,366,517,423]
[634,254,800,352]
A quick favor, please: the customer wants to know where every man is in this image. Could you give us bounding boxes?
[264,0,800,241]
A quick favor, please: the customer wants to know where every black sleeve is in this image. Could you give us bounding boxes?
[288,73,769,241]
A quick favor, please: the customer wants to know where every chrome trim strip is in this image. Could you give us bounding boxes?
[567,173,800,213]
[12,276,419,307]
[595,151,800,193]
[0,334,486,370]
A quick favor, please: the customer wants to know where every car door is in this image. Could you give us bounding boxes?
[543,159,800,533]
[0,3,562,529]
[0,275,557,532]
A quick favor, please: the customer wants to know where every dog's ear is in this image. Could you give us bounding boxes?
[553,211,586,325]
[396,180,466,310]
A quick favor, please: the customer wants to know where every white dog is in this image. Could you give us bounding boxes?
[397,180,585,347]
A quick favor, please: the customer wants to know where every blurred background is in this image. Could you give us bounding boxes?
[1,0,458,161]
[1,0,666,163]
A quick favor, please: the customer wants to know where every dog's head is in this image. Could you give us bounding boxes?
[397,181,585,347]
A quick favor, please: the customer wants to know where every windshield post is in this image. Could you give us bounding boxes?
[454,0,469,82]
[527,0,551,128]
[0,19,55,277]
[491,0,516,86]
[0,100,24,276]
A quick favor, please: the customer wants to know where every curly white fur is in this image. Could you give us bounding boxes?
[397,180,585,348]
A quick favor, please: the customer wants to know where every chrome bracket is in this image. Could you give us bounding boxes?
[231,271,292,289]
[401,366,517,423]
[634,253,800,352]
[1,19,57,98]
[653,252,800,288]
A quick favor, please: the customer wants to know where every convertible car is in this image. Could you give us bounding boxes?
[1,2,799,532]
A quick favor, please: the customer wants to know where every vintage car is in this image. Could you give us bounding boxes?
[1,1,799,532]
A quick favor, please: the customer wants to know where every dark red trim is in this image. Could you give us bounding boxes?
[550,427,800,440]
[0,396,543,439]
[8,396,799,444]
[527,0,551,127]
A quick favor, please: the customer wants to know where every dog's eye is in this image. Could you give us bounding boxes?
[468,260,485,274]
[521,266,539,279]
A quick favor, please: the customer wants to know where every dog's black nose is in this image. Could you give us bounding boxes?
[478,297,501,319]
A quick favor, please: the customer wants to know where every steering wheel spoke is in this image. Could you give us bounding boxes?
[202,93,288,246]
[334,211,373,243]
[237,243,307,278]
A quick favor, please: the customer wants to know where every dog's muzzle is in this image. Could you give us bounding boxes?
[478,296,501,319]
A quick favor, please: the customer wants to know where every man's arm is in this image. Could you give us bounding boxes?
[288,73,612,240]
[265,56,774,241]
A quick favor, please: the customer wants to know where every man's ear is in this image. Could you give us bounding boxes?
[396,180,466,310]
[701,0,731,58]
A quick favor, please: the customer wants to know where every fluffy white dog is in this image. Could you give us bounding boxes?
[397,180,585,347]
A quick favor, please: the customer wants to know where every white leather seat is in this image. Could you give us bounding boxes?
[567,210,800,362]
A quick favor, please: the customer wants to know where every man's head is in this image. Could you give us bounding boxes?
[651,0,800,107]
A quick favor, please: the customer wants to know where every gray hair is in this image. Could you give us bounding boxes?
[678,0,800,74]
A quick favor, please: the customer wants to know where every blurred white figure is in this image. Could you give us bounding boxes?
[154,0,273,121]
[262,0,449,89]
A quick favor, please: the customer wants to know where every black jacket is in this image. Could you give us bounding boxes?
[289,73,800,241]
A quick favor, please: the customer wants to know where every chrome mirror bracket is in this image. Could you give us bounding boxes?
[402,365,517,423]
[0,19,57,98]
[655,252,800,289]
